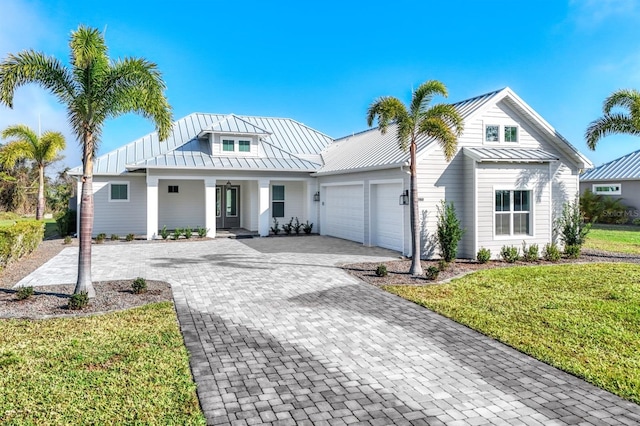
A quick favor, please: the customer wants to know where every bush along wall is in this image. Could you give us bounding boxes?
[0,220,45,269]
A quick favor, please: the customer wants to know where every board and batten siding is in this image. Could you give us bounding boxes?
[158,179,205,230]
[92,175,147,236]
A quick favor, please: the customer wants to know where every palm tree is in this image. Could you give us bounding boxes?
[0,25,173,298]
[367,80,464,275]
[585,89,640,149]
[0,124,65,220]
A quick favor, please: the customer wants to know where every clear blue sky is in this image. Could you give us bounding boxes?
[1,0,639,173]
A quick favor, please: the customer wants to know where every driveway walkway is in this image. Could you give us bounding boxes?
[17,237,640,425]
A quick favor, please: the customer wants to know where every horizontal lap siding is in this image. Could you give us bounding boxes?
[92,176,147,236]
[158,180,205,229]
[271,181,306,224]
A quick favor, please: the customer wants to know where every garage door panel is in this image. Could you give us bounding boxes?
[373,183,403,252]
[324,185,364,243]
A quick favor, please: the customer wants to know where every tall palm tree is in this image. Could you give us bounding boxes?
[0,25,173,298]
[367,80,464,275]
[0,124,65,220]
[585,89,640,149]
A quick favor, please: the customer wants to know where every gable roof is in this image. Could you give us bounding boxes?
[68,113,332,175]
[580,148,640,181]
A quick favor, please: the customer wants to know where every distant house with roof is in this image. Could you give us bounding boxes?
[69,87,592,259]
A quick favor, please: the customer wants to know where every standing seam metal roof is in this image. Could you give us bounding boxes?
[580,148,640,181]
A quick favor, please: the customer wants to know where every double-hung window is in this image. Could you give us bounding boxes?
[495,190,531,236]
[272,185,285,218]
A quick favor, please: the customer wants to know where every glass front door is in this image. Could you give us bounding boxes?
[216,185,240,229]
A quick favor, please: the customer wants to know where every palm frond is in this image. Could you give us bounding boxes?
[366,96,407,134]
[0,141,34,168]
[70,26,108,71]
[422,103,464,137]
[1,124,38,145]
[39,131,66,164]
[418,118,459,161]
[410,80,447,116]
[603,89,640,117]
[585,113,640,150]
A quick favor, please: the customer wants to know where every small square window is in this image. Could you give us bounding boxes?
[505,126,518,142]
[272,202,285,218]
[109,183,129,201]
[222,139,235,152]
[272,185,285,201]
[238,140,251,152]
[485,125,499,142]
[168,185,179,193]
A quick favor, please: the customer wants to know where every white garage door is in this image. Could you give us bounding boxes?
[324,185,364,243]
[372,183,404,252]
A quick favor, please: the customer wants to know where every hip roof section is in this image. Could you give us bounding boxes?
[580,148,640,181]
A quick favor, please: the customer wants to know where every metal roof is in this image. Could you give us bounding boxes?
[68,113,333,175]
[580,148,640,181]
[316,89,502,175]
[463,147,559,163]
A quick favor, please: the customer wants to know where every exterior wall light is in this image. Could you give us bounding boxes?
[225,180,232,189]
[313,191,320,202]
[399,189,409,205]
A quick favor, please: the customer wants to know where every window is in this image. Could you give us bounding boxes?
[272,185,285,218]
[485,125,499,142]
[504,126,518,142]
[109,182,129,202]
[168,185,179,193]
[593,184,621,195]
[238,140,251,152]
[495,190,531,236]
[222,139,234,152]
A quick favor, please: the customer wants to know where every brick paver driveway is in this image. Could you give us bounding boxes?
[18,236,640,425]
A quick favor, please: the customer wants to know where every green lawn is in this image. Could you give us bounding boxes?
[0,302,205,425]
[585,224,640,254]
[0,218,59,239]
[385,263,640,404]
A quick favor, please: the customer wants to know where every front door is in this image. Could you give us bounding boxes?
[216,185,240,229]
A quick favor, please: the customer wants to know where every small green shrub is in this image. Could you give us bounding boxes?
[132,277,147,294]
[63,235,72,245]
[54,208,76,237]
[521,241,539,262]
[500,245,520,263]
[16,286,34,301]
[476,248,491,264]
[282,217,293,235]
[172,228,182,240]
[543,242,561,262]
[270,218,280,235]
[438,259,449,271]
[303,221,313,234]
[633,218,640,226]
[564,244,581,259]
[184,228,192,239]
[425,266,440,280]
[95,233,106,244]
[436,201,465,263]
[110,234,119,241]
[160,226,169,240]
[125,233,135,242]
[197,226,208,238]
[375,264,388,277]
[0,221,45,268]
[68,292,89,310]
[558,199,591,248]
[292,217,302,235]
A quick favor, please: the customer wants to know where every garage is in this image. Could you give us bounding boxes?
[371,183,404,252]
[323,184,364,243]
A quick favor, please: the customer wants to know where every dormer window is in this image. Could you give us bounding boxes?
[222,139,235,152]
[238,140,250,152]
[219,137,254,155]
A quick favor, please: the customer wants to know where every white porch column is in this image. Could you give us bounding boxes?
[305,179,319,232]
[204,178,217,238]
[146,176,159,240]
[258,179,270,237]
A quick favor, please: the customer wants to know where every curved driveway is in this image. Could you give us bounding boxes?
[17,237,640,425]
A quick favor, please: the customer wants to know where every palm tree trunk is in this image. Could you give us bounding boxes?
[409,140,423,276]
[74,135,96,298]
[36,165,45,220]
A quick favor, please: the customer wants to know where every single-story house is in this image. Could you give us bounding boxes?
[69,87,593,259]
[580,149,640,218]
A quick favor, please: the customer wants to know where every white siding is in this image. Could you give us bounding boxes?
[158,179,205,230]
[271,181,305,223]
[242,181,258,231]
[92,175,147,236]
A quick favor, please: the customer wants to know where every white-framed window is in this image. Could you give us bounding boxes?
[592,183,621,195]
[272,185,285,218]
[484,123,519,143]
[220,137,253,154]
[109,182,129,202]
[238,140,251,152]
[495,189,531,236]
[222,139,235,152]
[485,125,499,142]
[504,125,518,142]
[168,185,179,193]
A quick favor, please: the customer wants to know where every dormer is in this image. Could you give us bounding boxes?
[197,114,271,157]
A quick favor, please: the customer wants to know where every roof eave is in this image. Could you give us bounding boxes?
[312,162,408,177]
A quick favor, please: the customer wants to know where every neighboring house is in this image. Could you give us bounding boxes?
[69,87,593,259]
[580,149,640,216]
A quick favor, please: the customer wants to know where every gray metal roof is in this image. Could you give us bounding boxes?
[580,149,640,181]
[463,147,559,162]
[316,89,502,175]
[69,113,333,175]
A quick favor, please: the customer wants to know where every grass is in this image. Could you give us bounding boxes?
[0,302,205,425]
[385,263,640,404]
[584,224,640,254]
[0,218,58,239]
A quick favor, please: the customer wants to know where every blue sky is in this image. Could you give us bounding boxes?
[1,0,639,173]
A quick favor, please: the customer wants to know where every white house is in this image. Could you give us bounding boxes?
[69,87,593,259]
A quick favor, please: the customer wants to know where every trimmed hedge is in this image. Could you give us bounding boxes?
[0,221,45,269]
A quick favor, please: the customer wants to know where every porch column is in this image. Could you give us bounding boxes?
[204,178,217,238]
[146,176,159,240]
[258,179,270,237]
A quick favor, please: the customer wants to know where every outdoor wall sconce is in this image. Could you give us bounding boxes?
[399,189,409,205]
[313,191,320,202]
[225,180,232,189]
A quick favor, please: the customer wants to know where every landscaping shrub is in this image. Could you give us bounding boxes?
[95,233,106,244]
[184,228,192,239]
[557,200,591,257]
[580,189,628,224]
[425,266,440,280]
[172,228,182,240]
[126,233,135,242]
[197,226,208,238]
[543,242,561,262]
[16,286,34,300]
[0,211,20,221]
[521,241,539,262]
[54,208,76,237]
[110,234,119,241]
[438,259,449,271]
[160,225,169,240]
[564,244,581,259]
[436,200,464,263]
[132,277,147,294]
[375,264,388,277]
[476,247,491,264]
[303,221,313,234]
[63,235,72,245]
[68,292,89,310]
[0,221,44,268]
[292,217,302,235]
[270,218,280,235]
[282,218,293,235]
[500,245,520,263]
[634,218,640,226]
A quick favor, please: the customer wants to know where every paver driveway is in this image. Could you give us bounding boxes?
[17,237,640,425]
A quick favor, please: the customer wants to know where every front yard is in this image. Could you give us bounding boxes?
[385,263,640,405]
[584,224,640,255]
